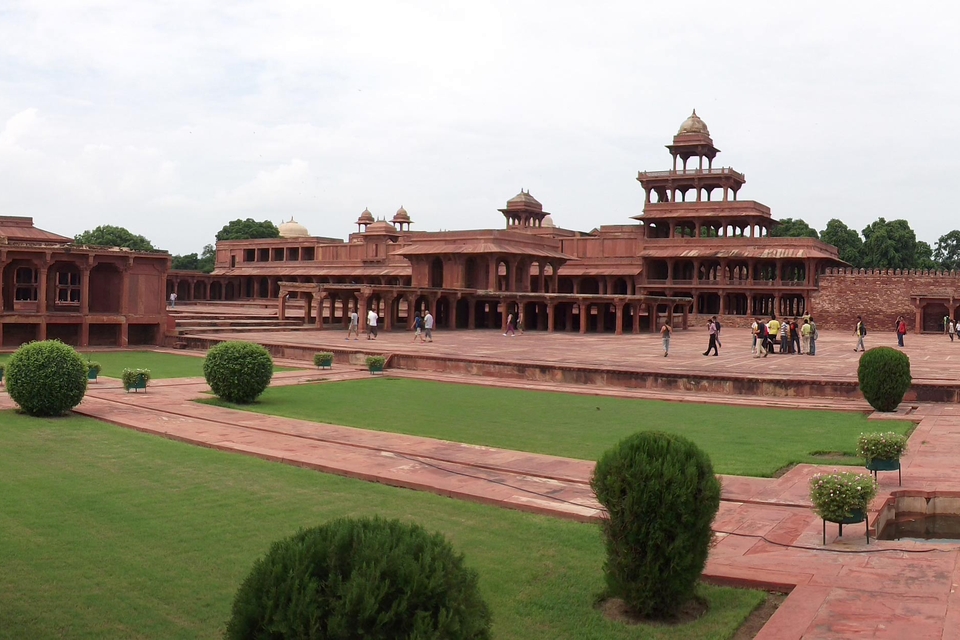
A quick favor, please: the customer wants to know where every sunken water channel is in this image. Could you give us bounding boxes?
[876,493,960,542]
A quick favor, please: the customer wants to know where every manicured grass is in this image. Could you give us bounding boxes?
[206,378,914,477]
[0,411,763,640]
[79,350,298,379]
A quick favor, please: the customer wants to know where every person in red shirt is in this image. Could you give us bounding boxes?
[895,316,907,347]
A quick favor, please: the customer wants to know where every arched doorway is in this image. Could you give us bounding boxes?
[923,302,950,332]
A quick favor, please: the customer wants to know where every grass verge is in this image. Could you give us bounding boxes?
[79,350,297,379]
[0,411,763,639]
[204,378,913,477]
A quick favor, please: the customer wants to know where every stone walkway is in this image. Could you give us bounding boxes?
[3,356,960,638]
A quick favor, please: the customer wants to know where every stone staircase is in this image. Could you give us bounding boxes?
[168,301,317,344]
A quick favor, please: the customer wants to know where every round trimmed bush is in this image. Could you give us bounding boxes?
[226,517,492,640]
[858,347,911,412]
[5,340,87,416]
[203,341,273,404]
[591,431,721,619]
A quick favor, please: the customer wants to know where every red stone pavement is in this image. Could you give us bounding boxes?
[3,346,960,638]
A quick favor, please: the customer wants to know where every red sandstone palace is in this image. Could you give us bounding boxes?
[0,216,167,347]
[5,112,957,348]
[166,111,853,334]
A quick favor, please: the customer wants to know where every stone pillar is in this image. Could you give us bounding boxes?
[633,303,641,333]
[358,295,368,332]
[449,296,458,330]
[565,303,574,331]
[596,303,605,333]
[915,305,923,335]
[278,294,287,321]
[579,302,588,334]
[615,302,624,335]
[682,304,689,330]
[383,295,395,331]
[719,292,727,315]
[547,302,556,332]
[467,298,476,329]
[37,263,49,315]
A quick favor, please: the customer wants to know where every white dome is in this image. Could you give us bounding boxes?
[541,214,555,228]
[278,217,309,238]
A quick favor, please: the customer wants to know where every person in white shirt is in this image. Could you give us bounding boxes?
[366,309,378,340]
[423,311,434,342]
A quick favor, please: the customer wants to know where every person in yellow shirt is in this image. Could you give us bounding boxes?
[767,315,781,352]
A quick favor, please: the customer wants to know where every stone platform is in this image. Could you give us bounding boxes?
[178,325,960,402]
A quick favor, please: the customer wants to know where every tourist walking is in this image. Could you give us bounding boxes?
[751,318,758,354]
[702,317,719,356]
[504,311,516,337]
[169,291,177,308]
[950,319,956,342]
[854,316,866,352]
[660,322,672,357]
[779,319,789,354]
[754,319,769,358]
[946,314,952,336]
[808,316,818,355]
[413,312,425,342]
[346,309,360,340]
[896,316,907,348]
[366,309,378,340]
[767,315,780,356]
[517,311,524,335]
[424,310,434,342]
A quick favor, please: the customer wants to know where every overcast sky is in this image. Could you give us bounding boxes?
[1,1,957,255]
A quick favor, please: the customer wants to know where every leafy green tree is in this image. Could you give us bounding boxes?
[934,230,960,271]
[215,219,280,241]
[171,245,216,273]
[860,218,919,270]
[820,219,863,266]
[770,217,819,238]
[917,241,937,270]
[74,225,156,252]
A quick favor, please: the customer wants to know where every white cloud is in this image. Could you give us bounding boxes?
[0,0,958,252]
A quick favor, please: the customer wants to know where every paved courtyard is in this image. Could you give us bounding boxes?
[188,325,960,385]
[4,344,960,638]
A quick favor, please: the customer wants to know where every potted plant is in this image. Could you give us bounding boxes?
[857,431,908,485]
[810,471,877,544]
[366,355,386,375]
[122,368,152,393]
[313,352,334,370]
[87,360,102,383]
[0,361,5,385]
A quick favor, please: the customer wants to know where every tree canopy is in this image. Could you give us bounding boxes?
[171,244,216,273]
[860,218,919,270]
[215,219,280,242]
[74,225,156,252]
[770,218,819,238]
[819,219,863,266]
[934,230,960,271]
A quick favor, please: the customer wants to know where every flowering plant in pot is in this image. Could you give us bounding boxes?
[809,471,877,523]
[313,352,334,369]
[856,432,908,464]
[366,355,386,374]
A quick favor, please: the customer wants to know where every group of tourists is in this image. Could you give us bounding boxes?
[345,308,434,342]
[503,311,523,337]
[751,315,818,358]
[944,315,960,342]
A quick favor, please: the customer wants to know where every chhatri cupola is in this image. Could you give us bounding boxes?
[391,206,413,231]
[499,189,549,228]
[637,110,746,206]
[634,110,773,239]
[355,207,375,232]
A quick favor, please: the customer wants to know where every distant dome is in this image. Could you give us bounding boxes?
[505,189,542,211]
[278,217,309,238]
[357,207,375,224]
[677,109,710,136]
[541,214,555,228]
[392,206,411,223]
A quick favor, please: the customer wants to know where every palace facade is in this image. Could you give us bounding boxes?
[168,111,846,334]
[0,216,168,347]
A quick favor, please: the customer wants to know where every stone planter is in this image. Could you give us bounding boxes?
[823,508,869,545]
[87,369,99,383]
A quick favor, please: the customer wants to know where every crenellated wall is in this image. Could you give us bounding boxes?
[811,268,960,332]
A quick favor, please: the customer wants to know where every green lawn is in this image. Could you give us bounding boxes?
[0,411,763,640]
[78,350,299,379]
[206,378,914,477]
